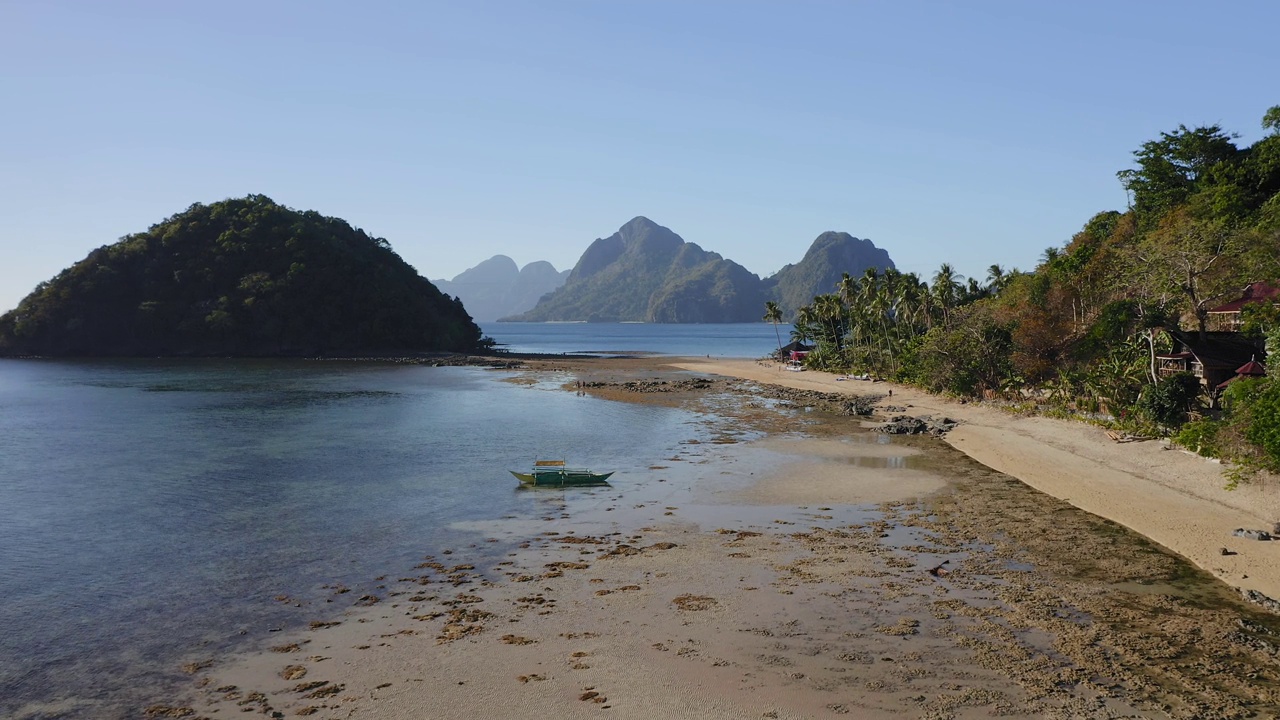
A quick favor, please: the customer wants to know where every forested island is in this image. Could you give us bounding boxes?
[0,195,490,357]
[782,107,1280,479]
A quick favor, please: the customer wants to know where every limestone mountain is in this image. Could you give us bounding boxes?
[765,232,896,318]
[0,195,488,356]
[433,255,569,322]
[505,220,896,323]
[507,217,768,323]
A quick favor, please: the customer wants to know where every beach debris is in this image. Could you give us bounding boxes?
[876,618,920,636]
[875,415,958,436]
[672,594,718,611]
[180,659,212,674]
[927,561,951,577]
[143,705,195,718]
[1232,528,1273,541]
[1220,547,1237,556]
[1105,430,1153,443]
[302,683,342,699]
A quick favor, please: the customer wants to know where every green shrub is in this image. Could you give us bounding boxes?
[1136,372,1201,429]
[1243,378,1280,471]
[1174,419,1223,458]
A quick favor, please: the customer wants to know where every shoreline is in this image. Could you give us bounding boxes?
[168,357,1280,719]
[667,357,1280,603]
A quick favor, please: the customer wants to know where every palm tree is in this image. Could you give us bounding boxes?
[985,264,1007,296]
[931,263,963,329]
[792,304,819,345]
[813,294,846,352]
[763,301,783,357]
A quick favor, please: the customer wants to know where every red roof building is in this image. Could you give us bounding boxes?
[1207,282,1280,331]
[1216,358,1268,390]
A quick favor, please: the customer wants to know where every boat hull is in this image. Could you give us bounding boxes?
[510,470,614,487]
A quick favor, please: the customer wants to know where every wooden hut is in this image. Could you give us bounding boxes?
[1156,330,1265,392]
[1207,282,1280,331]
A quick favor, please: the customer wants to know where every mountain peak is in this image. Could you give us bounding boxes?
[622,216,660,232]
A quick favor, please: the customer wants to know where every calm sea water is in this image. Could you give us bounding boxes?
[480,321,791,357]
[0,351,715,718]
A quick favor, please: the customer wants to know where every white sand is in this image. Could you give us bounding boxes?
[671,358,1280,601]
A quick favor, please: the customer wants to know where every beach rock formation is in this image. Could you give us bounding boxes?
[875,415,960,436]
[0,195,488,357]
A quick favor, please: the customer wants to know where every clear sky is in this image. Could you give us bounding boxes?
[3,1,1277,313]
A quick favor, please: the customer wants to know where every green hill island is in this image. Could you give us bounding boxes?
[0,195,489,357]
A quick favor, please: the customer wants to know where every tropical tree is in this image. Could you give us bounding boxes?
[762,300,783,356]
[1117,124,1240,220]
[985,264,1007,296]
[1265,105,1280,135]
[1125,207,1243,338]
[931,263,963,329]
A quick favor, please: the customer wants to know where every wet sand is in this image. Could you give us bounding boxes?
[168,358,1280,720]
[671,358,1280,602]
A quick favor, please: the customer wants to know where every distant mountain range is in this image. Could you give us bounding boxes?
[482,217,893,323]
[432,256,570,322]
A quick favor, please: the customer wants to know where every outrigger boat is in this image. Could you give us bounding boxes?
[510,460,614,487]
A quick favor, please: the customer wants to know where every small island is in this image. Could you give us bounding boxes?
[0,195,490,357]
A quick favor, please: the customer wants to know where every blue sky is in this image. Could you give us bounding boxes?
[2,1,1277,313]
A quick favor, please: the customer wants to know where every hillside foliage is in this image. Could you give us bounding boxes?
[0,195,489,356]
[785,107,1280,477]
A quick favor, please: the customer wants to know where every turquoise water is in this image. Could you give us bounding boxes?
[0,358,711,719]
[480,321,792,357]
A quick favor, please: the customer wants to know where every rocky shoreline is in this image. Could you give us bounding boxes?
[164,358,1280,719]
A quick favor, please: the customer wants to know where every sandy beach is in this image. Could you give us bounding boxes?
[170,357,1280,720]
[671,358,1280,602]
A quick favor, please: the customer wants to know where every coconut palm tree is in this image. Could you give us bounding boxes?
[813,294,846,352]
[792,304,819,345]
[762,301,783,357]
[931,263,963,329]
[985,264,1007,296]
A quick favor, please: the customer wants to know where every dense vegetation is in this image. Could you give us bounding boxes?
[785,107,1280,477]
[0,195,490,357]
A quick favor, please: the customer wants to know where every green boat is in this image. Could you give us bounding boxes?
[511,460,614,487]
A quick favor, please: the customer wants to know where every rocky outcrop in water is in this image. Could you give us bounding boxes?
[751,385,882,416]
[874,415,960,436]
[579,378,718,393]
